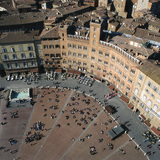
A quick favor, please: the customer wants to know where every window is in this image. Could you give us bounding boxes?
[138,74,143,81]
[117,79,120,83]
[73,44,76,48]
[83,63,87,66]
[132,96,136,101]
[12,54,17,59]
[31,61,36,66]
[114,76,117,80]
[68,60,72,63]
[78,45,82,49]
[38,51,41,56]
[7,63,11,68]
[120,62,124,67]
[29,52,34,58]
[83,54,87,58]
[62,33,64,37]
[68,52,71,56]
[40,59,43,65]
[68,43,71,48]
[93,40,95,45]
[2,48,7,53]
[11,47,15,52]
[110,64,114,68]
[37,45,41,50]
[104,61,108,65]
[137,82,141,87]
[23,62,27,67]
[28,46,33,51]
[94,28,96,31]
[121,82,124,87]
[128,78,132,84]
[62,52,66,56]
[15,63,20,68]
[145,88,150,94]
[56,54,60,58]
[19,46,23,51]
[49,45,54,49]
[112,56,115,60]
[98,59,102,63]
[63,60,66,64]
[50,54,55,58]
[115,68,118,72]
[4,55,9,60]
[97,67,101,71]
[55,45,60,48]
[73,53,76,57]
[131,69,135,74]
[45,54,49,56]
[147,100,152,107]
[123,74,126,79]
[105,53,109,58]
[91,56,95,60]
[44,45,48,49]
[91,65,94,68]
[134,88,139,95]
[103,70,106,73]
[152,86,158,93]
[93,34,96,38]
[119,70,122,75]
[117,58,120,63]
[157,99,160,103]
[144,107,149,113]
[92,48,95,52]
[21,53,26,59]
[139,103,144,108]
[150,93,155,99]
[78,53,82,57]
[83,46,87,50]
[147,81,152,87]
[99,51,103,55]
[125,65,129,70]
[78,62,81,65]
[73,61,76,64]
[153,104,158,112]
[142,95,147,102]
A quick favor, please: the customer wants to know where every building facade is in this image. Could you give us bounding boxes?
[0,31,42,75]
[59,20,140,98]
[130,60,160,128]
[40,26,61,72]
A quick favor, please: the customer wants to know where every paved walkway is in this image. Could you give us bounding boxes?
[33,90,74,160]
[0,75,160,160]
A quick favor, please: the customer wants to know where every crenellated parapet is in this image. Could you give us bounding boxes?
[99,40,140,64]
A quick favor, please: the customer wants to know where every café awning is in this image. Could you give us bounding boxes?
[120,95,129,103]
[105,105,114,114]
[109,84,114,90]
[127,103,134,110]
[151,126,160,137]
[94,76,101,81]
[139,114,146,120]
[56,68,62,73]
[144,120,151,127]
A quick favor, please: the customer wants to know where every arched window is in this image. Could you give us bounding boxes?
[142,95,147,102]
[153,104,158,112]
[134,88,139,95]
[147,100,152,107]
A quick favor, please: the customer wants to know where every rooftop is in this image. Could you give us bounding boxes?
[40,26,60,39]
[138,60,160,85]
[0,30,40,44]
